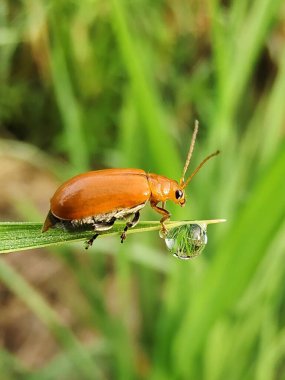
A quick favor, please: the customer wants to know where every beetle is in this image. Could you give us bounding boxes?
[42,121,219,247]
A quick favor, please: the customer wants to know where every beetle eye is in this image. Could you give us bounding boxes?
[175,190,183,200]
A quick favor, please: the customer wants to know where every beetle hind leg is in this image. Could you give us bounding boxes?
[85,233,99,249]
[85,217,116,249]
[120,211,140,243]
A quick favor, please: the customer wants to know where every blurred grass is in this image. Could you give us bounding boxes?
[1,0,285,379]
[0,259,103,380]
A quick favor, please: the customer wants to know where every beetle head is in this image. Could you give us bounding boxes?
[148,175,186,206]
[172,184,186,207]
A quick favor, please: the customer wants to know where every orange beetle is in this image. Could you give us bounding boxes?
[42,121,219,246]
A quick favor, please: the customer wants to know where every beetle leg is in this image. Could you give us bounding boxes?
[85,233,99,249]
[150,201,170,236]
[85,217,116,249]
[92,216,116,231]
[120,211,140,243]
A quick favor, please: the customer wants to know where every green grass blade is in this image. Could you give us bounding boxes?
[0,220,225,254]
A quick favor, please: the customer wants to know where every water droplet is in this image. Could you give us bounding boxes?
[164,224,207,260]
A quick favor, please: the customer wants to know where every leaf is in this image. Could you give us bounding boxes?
[0,220,226,254]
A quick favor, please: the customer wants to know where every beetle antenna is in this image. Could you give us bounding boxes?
[181,150,220,189]
[180,120,199,186]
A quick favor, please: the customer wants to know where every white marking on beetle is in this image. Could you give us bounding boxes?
[71,203,146,228]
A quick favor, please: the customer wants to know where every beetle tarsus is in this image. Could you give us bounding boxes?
[120,231,126,243]
[85,233,99,249]
[120,224,130,243]
[159,224,168,239]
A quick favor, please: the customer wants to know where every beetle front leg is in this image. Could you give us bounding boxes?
[121,211,140,243]
[150,201,170,237]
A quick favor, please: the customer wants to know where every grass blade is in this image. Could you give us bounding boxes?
[0,220,226,254]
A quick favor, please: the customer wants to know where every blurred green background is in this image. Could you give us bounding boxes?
[1,0,285,379]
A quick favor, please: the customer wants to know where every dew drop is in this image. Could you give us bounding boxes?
[164,224,207,260]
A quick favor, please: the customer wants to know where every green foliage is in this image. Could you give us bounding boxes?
[1,0,285,379]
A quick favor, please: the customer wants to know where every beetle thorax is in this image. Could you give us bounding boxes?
[147,173,180,203]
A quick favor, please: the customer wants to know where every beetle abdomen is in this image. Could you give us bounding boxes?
[71,202,145,227]
[42,203,145,232]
